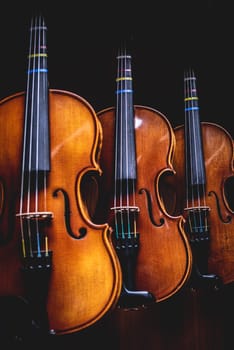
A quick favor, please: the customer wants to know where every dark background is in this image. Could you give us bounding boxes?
[0,0,234,137]
[1,2,234,349]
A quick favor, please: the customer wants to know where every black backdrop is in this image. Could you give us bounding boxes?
[0,0,233,137]
[1,1,234,349]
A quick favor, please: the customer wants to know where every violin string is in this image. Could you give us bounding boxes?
[35,15,42,256]
[28,14,37,256]
[184,69,189,212]
[128,49,137,237]
[123,46,131,238]
[189,68,196,210]
[36,15,49,255]
[19,18,36,257]
[114,48,120,238]
[42,16,48,215]
[194,69,208,229]
[27,15,36,215]
[191,69,200,207]
[119,46,125,238]
[18,15,35,257]
[35,15,40,215]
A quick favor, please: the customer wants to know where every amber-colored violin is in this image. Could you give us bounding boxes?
[93,47,192,308]
[160,68,234,289]
[0,15,122,335]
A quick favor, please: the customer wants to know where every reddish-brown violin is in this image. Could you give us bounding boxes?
[93,47,192,308]
[160,68,234,289]
[0,15,122,335]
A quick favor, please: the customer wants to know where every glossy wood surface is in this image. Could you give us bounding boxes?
[0,89,122,335]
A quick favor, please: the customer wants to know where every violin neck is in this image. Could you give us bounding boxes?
[24,15,50,172]
[184,68,206,198]
[115,46,136,186]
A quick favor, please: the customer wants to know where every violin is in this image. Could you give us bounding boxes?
[160,68,234,289]
[0,15,122,335]
[93,47,192,308]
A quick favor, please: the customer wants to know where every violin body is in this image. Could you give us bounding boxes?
[165,121,234,285]
[160,69,234,288]
[95,104,192,302]
[0,89,122,334]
